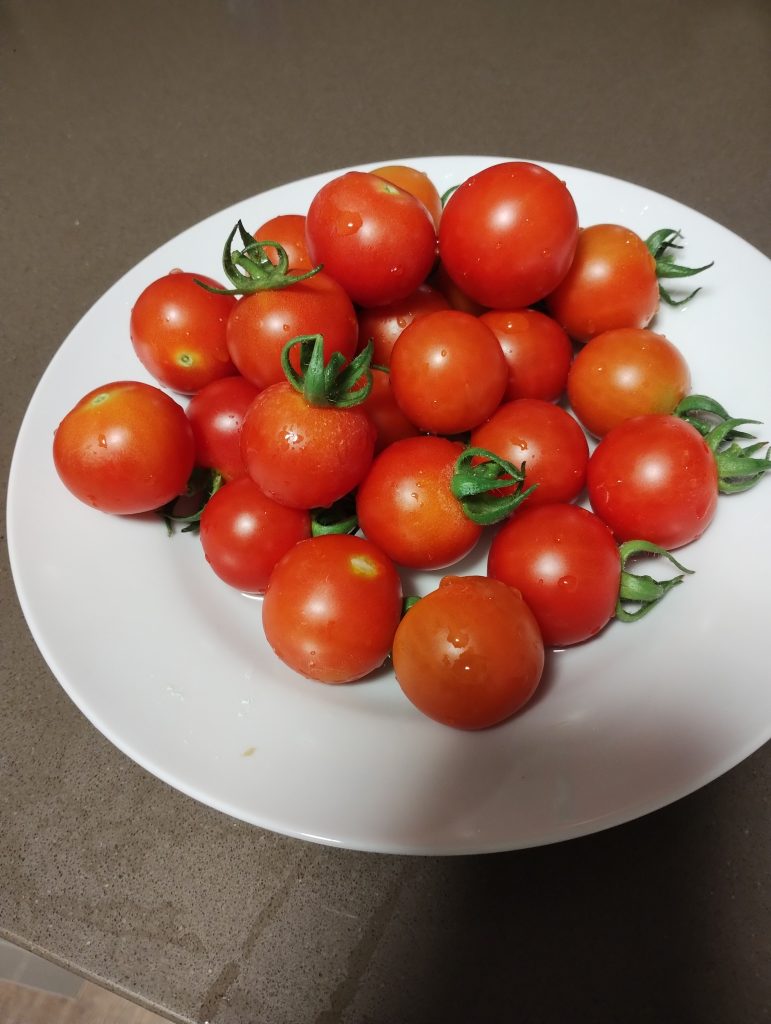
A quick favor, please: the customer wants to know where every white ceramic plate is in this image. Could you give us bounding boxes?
[8,156,771,855]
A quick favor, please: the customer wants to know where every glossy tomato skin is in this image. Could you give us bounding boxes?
[480,308,573,402]
[252,213,312,271]
[53,380,195,514]
[226,270,358,390]
[546,224,659,342]
[439,162,579,309]
[356,436,481,570]
[130,271,237,394]
[200,477,310,593]
[471,398,589,507]
[488,504,621,647]
[587,414,719,549]
[389,310,508,434]
[305,171,437,308]
[567,327,691,438]
[240,382,376,509]
[369,164,443,230]
[392,575,545,730]
[186,375,261,480]
[356,283,449,366]
[361,368,421,454]
[262,534,403,684]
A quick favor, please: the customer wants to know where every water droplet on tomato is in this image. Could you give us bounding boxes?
[335,211,363,235]
[559,575,577,591]
[97,434,107,448]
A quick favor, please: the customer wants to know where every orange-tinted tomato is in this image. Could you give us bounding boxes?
[567,327,691,438]
[546,224,659,342]
[53,381,195,514]
[370,164,443,231]
[252,213,313,272]
[392,575,545,729]
[262,534,403,683]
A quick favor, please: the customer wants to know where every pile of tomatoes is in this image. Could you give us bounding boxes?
[52,160,770,731]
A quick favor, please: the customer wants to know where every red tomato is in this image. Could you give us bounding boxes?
[389,310,508,434]
[356,283,449,366]
[53,381,195,514]
[252,213,312,271]
[356,436,482,570]
[546,224,659,342]
[226,270,358,390]
[471,399,589,507]
[262,534,403,683]
[360,368,421,454]
[567,327,691,438]
[488,504,622,646]
[130,271,237,394]
[392,575,545,729]
[186,375,261,480]
[240,382,376,509]
[480,308,573,402]
[587,414,719,548]
[369,164,443,230]
[305,171,437,307]
[199,477,310,593]
[439,162,579,309]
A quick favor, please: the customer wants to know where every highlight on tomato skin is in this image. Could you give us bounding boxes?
[262,534,403,684]
[392,575,545,730]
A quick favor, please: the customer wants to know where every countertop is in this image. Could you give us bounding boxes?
[2,1,769,1022]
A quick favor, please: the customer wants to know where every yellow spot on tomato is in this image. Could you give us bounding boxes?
[349,555,379,578]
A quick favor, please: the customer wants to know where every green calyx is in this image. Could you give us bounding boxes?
[645,228,713,307]
[310,493,359,537]
[281,334,374,408]
[451,447,537,525]
[616,540,693,623]
[158,468,223,535]
[674,394,771,493]
[196,220,322,296]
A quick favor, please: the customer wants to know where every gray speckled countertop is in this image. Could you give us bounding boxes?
[2,2,770,1022]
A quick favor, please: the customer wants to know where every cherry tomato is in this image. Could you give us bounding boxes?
[130,271,237,394]
[439,161,579,309]
[356,435,481,570]
[546,224,659,342]
[587,414,719,549]
[199,476,310,593]
[186,375,261,480]
[305,171,437,308]
[252,213,312,271]
[356,283,449,366]
[480,309,573,402]
[392,575,545,730]
[262,534,403,683]
[471,399,589,507]
[567,327,691,438]
[369,164,443,230]
[389,310,508,435]
[53,381,195,514]
[488,503,622,646]
[360,368,421,454]
[226,270,358,390]
[240,382,376,509]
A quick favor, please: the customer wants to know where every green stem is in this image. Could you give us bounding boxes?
[616,540,693,622]
[451,447,537,525]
